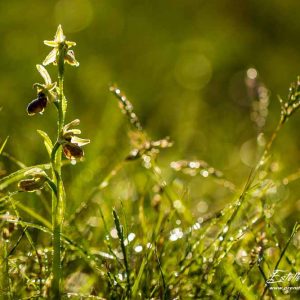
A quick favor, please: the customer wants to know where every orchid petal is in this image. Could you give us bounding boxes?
[36,64,52,85]
[43,48,57,66]
[64,119,80,131]
[65,50,79,67]
[66,41,76,47]
[70,136,90,146]
[44,40,58,47]
[55,24,65,43]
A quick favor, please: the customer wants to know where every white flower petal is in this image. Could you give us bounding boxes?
[71,136,90,146]
[64,119,80,131]
[43,48,57,66]
[44,40,58,47]
[36,65,52,85]
[55,24,65,43]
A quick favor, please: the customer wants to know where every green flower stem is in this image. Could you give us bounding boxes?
[51,45,67,298]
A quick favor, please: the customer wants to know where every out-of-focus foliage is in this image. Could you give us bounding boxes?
[2,0,300,298]
[0,0,298,226]
[1,0,300,170]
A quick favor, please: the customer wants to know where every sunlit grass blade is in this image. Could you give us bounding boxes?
[0,136,9,155]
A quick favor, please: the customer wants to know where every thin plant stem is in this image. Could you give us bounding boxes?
[51,44,66,298]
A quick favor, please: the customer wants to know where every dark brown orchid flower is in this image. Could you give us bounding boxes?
[60,119,90,161]
[18,168,47,192]
[27,65,57,116]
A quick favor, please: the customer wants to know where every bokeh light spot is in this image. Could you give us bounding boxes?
[174,53,212,91]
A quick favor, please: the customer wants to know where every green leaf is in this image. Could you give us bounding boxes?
[37,130,53,157]
[0,136,9,154]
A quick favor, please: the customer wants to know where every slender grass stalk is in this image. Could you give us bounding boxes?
[112,209,131,297]
[1,240,12,300]
[9,196,43,295]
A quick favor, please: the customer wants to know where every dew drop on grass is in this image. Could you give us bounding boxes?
[189,161,200,168]
[124,232,136,246]
[173,200,185,213]
[110,228,118,239]
[100,181,108,188]
[223,226,229,233]
[118,273,123,281]
[134,245,143,253]
[200,170,209,177]
[154,166,161,174]
[98,251,114,259]
[169,227,184,241]
[192,222,201,230]
[127,232,136,242]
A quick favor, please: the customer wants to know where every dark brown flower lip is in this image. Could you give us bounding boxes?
[62,142,84,160]
[18,178,46,192]
[27,92,48,116]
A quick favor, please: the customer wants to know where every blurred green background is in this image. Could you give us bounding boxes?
[1,0,300,217]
